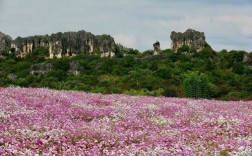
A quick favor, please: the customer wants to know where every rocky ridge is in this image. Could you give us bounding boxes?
[153,41,161,55]
[0,32,12,52]
[170,29,207,52]
[0,30,116,58]
[30,63,53,75]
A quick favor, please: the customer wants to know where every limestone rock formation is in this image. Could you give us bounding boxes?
[243,52,252,67]
[0,32,12,52]
[30,63,53,75]
[12,35,50,57]
[170,29,207,52]
[116,44,136,56]
[68,61,80,76]
[153,41,160,55]
[9,30,116,58]
[7,74,17,81]
[97,35,116,58]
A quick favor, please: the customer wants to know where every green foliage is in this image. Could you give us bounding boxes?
[16,78,28,87]
[32,48,49,56]
[245,82,252,92]
[160,49,173,55]
[51,58,70,71]
[0,47,251,100]
[204,59,215,71]
[141,50,154,57]
[163,86,178,97]
[47,70,68,81]
[182,72,211,99]
[232,62,244,74]
[222,91,249,101]
[124,88,164,96]
[121,55,137,68]
[155,66,172,79]
[177,45,190,53]
[195,46,215,59]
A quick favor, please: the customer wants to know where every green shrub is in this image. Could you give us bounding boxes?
[182,72,211,99]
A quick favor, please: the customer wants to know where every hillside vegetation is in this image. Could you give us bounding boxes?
[0,47,252,100]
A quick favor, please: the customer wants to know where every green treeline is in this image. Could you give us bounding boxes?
[0,47,252,100]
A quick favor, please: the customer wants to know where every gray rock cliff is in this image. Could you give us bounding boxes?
[2,30,116,58]
[30,63,53,75]
[170,29,207,52]
[153,41,160,55]
[243,52,252,67]
[0,32,12,52]
[68,61,80,76]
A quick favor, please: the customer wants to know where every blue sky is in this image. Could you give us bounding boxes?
[0,0,252,51]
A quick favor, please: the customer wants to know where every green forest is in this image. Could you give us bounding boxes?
[0,46,252,101]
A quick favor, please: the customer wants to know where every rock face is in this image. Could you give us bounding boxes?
[30,63,53,75]
[170,29,207,52]
[7,74,17,81]
[0,32,12,52]
[68,61,80,76]
[243,53,252,67]
[7,30,116,58]
[116,44,136,56]
[153,41,160,55]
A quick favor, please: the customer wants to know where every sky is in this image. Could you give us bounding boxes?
[0,0,252,52]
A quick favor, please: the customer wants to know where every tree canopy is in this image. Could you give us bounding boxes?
[0,47,251,101]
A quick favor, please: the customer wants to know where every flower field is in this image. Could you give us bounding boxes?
[0,87,252,155]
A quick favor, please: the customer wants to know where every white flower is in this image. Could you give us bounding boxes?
[238,146,245,151]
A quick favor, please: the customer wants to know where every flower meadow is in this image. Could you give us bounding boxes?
[0,87,252,156]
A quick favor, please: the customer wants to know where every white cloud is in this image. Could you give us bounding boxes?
[0,0,252,51]
[215,15,252,36]
[0,0,3,15]
[113,33,138,48]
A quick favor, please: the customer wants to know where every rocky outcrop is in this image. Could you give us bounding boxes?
[7,74,17,81]
[243,52,252,67]
[116,44,135,55]
[97,35,116,58]
[68,61,80,76]
[0,32,12,52]
[12,35,50,57]
[153,41,160,55]
[9,30,116,58]
[30,63,53,75]
[170,29,207,52]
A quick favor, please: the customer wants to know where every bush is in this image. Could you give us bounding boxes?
[163,87,178,97]
[177,45,190,53]
[182,72,211,99]
[124,88,164,96]
[232,62,244,74]
[16,78,28,87]
[222,91,249,101]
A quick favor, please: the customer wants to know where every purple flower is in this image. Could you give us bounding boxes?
[0,148,4,155]
[0,87,251,155]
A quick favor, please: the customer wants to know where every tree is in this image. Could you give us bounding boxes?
[204,58,215,71]
[232,62,244,74]
[195,46,215,59]
[177,45,190,53]
[51,58,70,71]
[155,66,172,79]
[121,55,137,68]
[182,72,211,99]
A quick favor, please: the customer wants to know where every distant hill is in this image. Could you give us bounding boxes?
[0,30,118,58]
[0,29,252,100]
